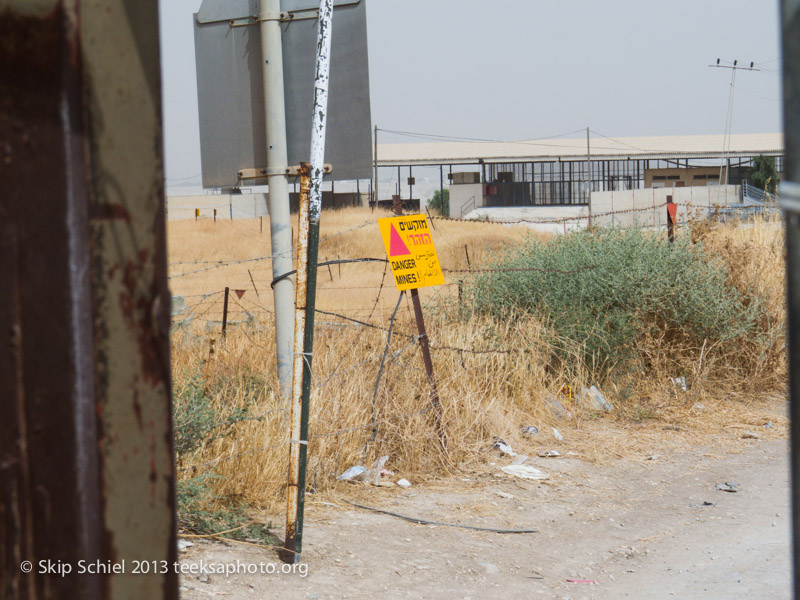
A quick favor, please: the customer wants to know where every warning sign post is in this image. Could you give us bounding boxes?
[378,215,445,291]
[377,213,447,453]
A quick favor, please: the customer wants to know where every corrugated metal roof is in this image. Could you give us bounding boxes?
[376,132,784,166]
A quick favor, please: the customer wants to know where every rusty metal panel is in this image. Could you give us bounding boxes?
[81,1,177,598]
[1,3,104,598]
[0,1,177,599]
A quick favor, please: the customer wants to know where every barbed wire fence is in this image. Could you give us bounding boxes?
[169,200,771,488]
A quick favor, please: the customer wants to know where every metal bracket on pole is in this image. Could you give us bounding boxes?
[237,164,332,180]
[227,1,361,27]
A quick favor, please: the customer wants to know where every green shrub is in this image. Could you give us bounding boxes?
[173,366,275,543]
[462,228,762,376]
[173,369,249,456]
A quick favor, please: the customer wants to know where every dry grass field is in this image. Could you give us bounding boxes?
[168,208,787,514]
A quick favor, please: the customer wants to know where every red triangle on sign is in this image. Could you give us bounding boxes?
[389,224,411,257]
[235,289,246,299]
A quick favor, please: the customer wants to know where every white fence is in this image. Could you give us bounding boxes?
[590,185,740,228]
[167,194,269,222]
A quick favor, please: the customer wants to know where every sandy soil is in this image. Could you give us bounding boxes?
[177,433,790,600]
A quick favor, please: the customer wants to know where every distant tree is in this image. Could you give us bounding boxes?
[747,154,778,194]
[428,188,450,216]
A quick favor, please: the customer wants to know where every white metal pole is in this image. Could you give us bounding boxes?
[586,127,592,228]
[374,124,378,207]
[309,0,333,216]
[259,0,294,401]
[285,0,334,562]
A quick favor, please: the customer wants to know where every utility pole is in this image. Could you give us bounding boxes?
[586,127,592,227]
[260,0,295,401]
[373,124,378,208]
[709,59,760,185]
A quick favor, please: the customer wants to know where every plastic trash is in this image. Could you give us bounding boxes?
[495,491,515,499]
[689,501,716,508]
[337,465,367,481]
[492,438,517,456]
[546,393,572,420]
[538,450,561,458]
[396,478,412,488]
[363,456,389,484]
[671,376,688,392]
[764,421,775,429]
[511,455,528,466]
[521,425,539,437]
[716,482,740,493]
[501,465,549,480]
[553,428,564,442]
[497,443,516,456]
[742,430,760,439]
[579,386,613,411]
[178,539,194,551]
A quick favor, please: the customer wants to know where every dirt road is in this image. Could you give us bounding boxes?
[179,439,790,599]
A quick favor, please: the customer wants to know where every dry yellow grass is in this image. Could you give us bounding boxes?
[168,207,538,314]
[169,208,787,512]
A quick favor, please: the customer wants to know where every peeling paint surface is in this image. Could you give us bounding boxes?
[82,1,177,598]
[0,1,177,599]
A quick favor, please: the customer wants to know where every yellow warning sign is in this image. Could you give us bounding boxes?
[378,214,445,291]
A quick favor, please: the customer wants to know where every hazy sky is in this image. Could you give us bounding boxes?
[159,0,782,182]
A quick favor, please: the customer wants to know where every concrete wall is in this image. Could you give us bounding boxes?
[465,205,589,233]
[167,191,371,221]
[166,194,269,221]
[590,185,740,228]
[450,183,483,218]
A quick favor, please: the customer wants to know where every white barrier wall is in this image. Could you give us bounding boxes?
[467,205,589,233]
[590,185,740,228]
[166,194,269,221]
[449,183,483,219]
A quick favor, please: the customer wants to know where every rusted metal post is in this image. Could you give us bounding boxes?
[214,207,217,222]
[410,289,446,451]
[260,215,264,233]
[392,193,402,215]
[222,286,230,336]
[286,163,312,563]
[464,244,471,266]
[667,194,676,243]
[426,205,437,229]
[249,269,260,297]
[285,0,334,563]
[0,1,177,598]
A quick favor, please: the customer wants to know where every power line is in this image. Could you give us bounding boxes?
[377,127,586,145]
[708,58,760,187]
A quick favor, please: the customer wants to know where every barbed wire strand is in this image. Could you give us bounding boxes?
[368,291,405,447]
